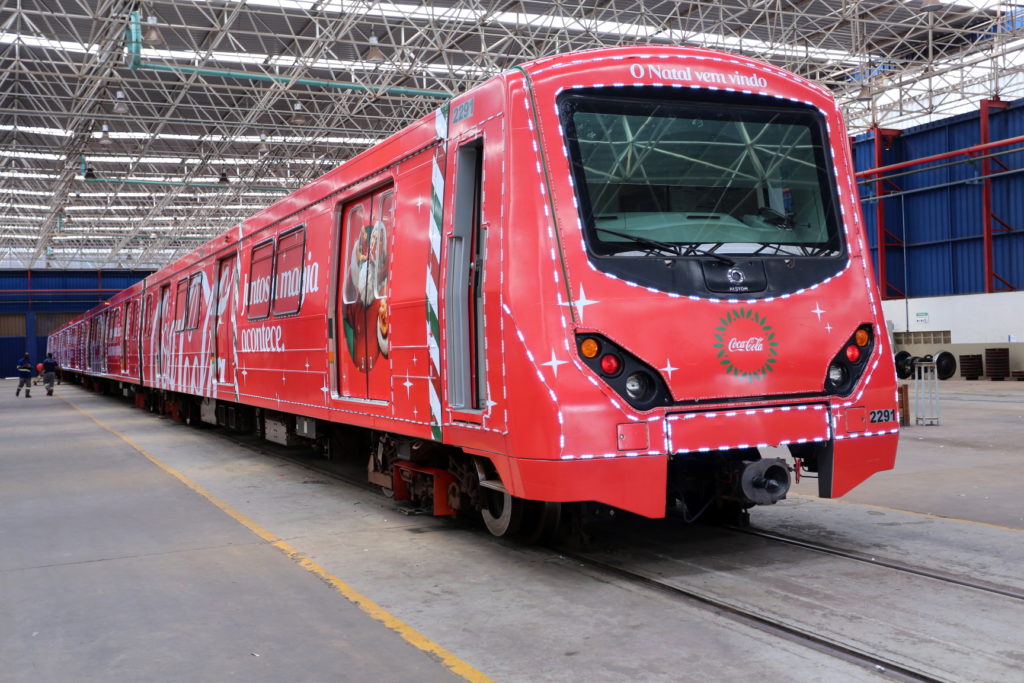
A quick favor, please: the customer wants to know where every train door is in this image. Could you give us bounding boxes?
[442,120,504,427]
[214,254,238,384]
[155,283,170,380]
[121,301,132,378]
[336,185,394,402]
[87,317,96,371]
[106,306,120,375]
[89,312,107,372]
[141,293,153,383]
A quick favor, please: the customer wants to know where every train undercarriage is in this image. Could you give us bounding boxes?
[63,372,797,541]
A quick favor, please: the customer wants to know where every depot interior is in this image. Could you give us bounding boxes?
[1,0,1023,677]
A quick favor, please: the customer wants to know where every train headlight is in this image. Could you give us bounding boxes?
[826,362,847,388]
[625,372,653,400]
[854,329,870,347]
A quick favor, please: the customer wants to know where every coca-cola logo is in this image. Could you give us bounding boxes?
[728,337,764,352]
[713,308,778,381]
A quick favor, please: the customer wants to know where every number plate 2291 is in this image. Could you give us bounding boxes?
[869,409,896,423]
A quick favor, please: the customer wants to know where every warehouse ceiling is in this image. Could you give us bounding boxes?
[2,0,1023,269]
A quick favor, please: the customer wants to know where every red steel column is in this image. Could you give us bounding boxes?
[872,128,887,298]
[979,97,1009,293]
[870,127,903,299]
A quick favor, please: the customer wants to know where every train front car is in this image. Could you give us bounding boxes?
[496,46,898,527]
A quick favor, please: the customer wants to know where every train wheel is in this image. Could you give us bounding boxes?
[481,489,527,538]
[894,351,913,380]
[935,350,957,380]
[521,502,562,545]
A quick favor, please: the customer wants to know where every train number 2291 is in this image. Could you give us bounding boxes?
[869,409,896,423]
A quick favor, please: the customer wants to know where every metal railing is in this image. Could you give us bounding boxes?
[913,361,940,426]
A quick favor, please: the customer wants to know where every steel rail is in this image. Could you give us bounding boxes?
[733,525,1024,602]
[555,547,941,683]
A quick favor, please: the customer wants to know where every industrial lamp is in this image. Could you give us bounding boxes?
[112,90,129,114]
[290,102,309,126]
[143,15,164,46]
[363,36,386,62]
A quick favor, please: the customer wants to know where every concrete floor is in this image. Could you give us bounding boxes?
[2,378,1021,681]
[790,380,1024,529]
[0,382,459,682]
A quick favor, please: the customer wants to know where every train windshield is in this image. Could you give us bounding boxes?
[560,91,843,260]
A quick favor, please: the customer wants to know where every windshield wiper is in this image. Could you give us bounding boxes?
[678,243,735,265]
[595,228,736,265]
[595,227,681,256]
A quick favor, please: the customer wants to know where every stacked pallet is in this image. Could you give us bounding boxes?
[1012,371,1024,381]
[985,348,1010,381]
[959,354,983,380]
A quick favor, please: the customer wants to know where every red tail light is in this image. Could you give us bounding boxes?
[599,354,622,375]
[845,344,861,363]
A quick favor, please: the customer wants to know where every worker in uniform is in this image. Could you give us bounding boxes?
[41,353,59,396]
[15,354,33,398]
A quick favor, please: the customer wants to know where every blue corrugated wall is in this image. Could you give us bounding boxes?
[855,97,1024,298]
[0,270,151,377]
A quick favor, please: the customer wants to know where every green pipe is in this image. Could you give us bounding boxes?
[127,12,450,100]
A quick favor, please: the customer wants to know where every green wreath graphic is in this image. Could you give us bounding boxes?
[712,308,779,382]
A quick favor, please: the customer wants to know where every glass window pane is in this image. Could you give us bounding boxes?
[248,242,275,319]
[273,228,305,316]
[562,92,841,259]
[187,274,203,330]
[174,279,189,331]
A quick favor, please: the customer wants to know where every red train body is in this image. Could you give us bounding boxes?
[50,46,898,535]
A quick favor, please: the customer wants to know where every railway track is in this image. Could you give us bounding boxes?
[554,546,941,683]
[733,526,1024,602]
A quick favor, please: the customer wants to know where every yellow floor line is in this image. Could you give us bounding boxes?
[61,395,492,682]
[790,492,1023,533]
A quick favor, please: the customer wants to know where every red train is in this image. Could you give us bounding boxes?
[50,45,899,538]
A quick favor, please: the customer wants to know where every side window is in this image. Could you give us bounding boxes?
[248,240,275,319]
[122,301,133,359]
[174,278,189,331]
[341,202,367,305]
[373,193,393,301]
[272,227,305,316]
[144,294,153,338]
[123,301,132,341]
[186,273,203,330]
